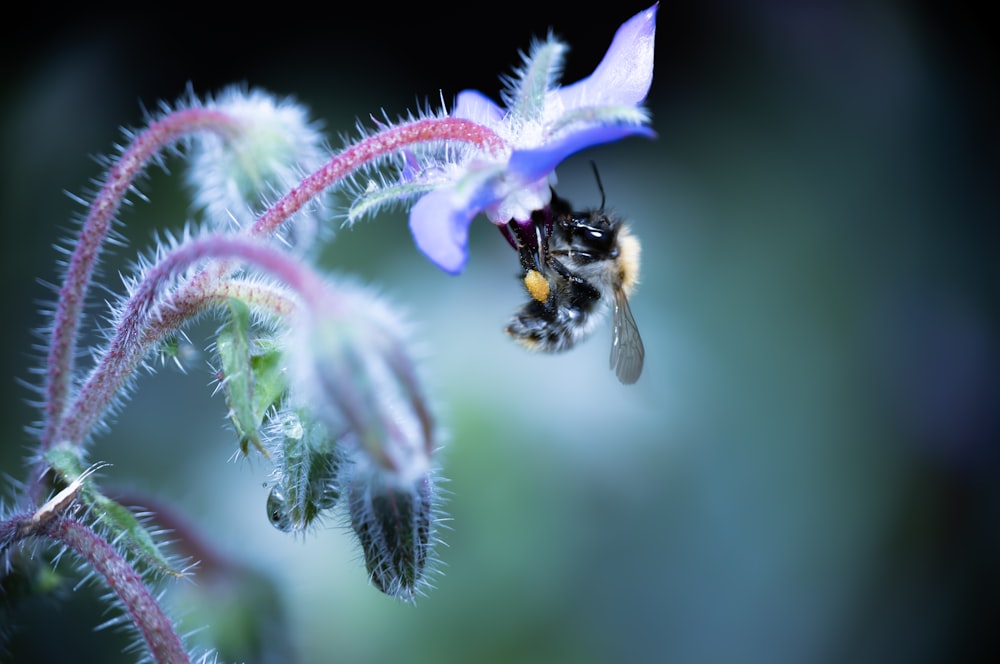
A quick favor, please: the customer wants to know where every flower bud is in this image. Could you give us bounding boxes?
[347,462,438,601]
[187,86,329,248]
[286,279,434,481]
[282,270,444,598]
[265,410,344,533]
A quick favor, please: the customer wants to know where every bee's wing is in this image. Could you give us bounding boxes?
[610,287,644,384]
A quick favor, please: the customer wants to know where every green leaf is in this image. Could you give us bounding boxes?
[92,494,183,577]
[249,340,287,426]
[217,298,289,456]
[43,446,181,576]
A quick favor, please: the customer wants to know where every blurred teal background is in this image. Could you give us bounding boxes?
[2,2,997,663]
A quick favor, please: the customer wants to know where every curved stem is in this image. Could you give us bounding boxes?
[250,116,507,237]
[45,116,505,472]
[166,117,508,311]
[53,237,321,449]
[41,108,241,456]
[6,513,189,664]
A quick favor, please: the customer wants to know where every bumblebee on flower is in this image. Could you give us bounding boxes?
[4,7,659,660]
[346,4,658,275]
[340,3,658,381]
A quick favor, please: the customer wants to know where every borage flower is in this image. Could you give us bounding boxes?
[406,3,657,273]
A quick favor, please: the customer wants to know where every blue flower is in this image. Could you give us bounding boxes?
[408,4,658,273]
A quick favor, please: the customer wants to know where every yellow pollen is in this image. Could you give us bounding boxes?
[524,269,550,302]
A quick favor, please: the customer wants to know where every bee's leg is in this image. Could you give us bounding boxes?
[499,222,519,252]
[545,255,585,287]
[547,255,601,304]
[537,217,555,274]
[506,220,543,274]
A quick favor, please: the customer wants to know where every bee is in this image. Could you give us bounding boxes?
[502,165,645,384]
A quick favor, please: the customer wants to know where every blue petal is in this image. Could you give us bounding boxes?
[557,4,657,110]
[409,189,474,274]
[508,123,656,184]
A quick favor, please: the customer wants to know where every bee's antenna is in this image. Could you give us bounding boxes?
[589,160,606,209]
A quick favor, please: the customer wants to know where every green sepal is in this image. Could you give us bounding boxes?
[217,298,260,455]
[266,412,343,532]
[548,104,650,137]
[509,39,567,124]
[217,298,288,456]
[347,179,434,224]
[250,341,286,418]
[43,446,182,577]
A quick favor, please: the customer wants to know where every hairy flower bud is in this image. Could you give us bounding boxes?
[187,86,330,248]
[347,461,439,601]
[265,410,345,532]
[282,277,445,599]
[286,280,434,481]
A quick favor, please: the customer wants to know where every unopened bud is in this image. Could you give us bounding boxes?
[347,464,437,601]
[265,410,344,532]
[187,86,329,247]
[287,280,434,479]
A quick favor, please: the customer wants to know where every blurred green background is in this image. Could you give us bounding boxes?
[2,2,997,663]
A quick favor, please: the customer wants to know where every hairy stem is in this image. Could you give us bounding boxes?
[161,117,508,319]
[42,108,241,457]
[251,116,507,237]
[53,237,322,450]
[9,514,189,664]
[42,116,503,480]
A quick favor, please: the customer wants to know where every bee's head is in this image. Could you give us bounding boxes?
[557,210,620,258]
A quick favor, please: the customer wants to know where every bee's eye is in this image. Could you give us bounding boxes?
[585,227,610,242]
[575,224,614,253]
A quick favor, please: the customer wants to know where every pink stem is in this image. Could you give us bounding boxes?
[41,516,189,663]
[251,116,507,237]
[42,108,241,455]
[54,236,324,449]
[155,116,508,343]
[49,116,506,460]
